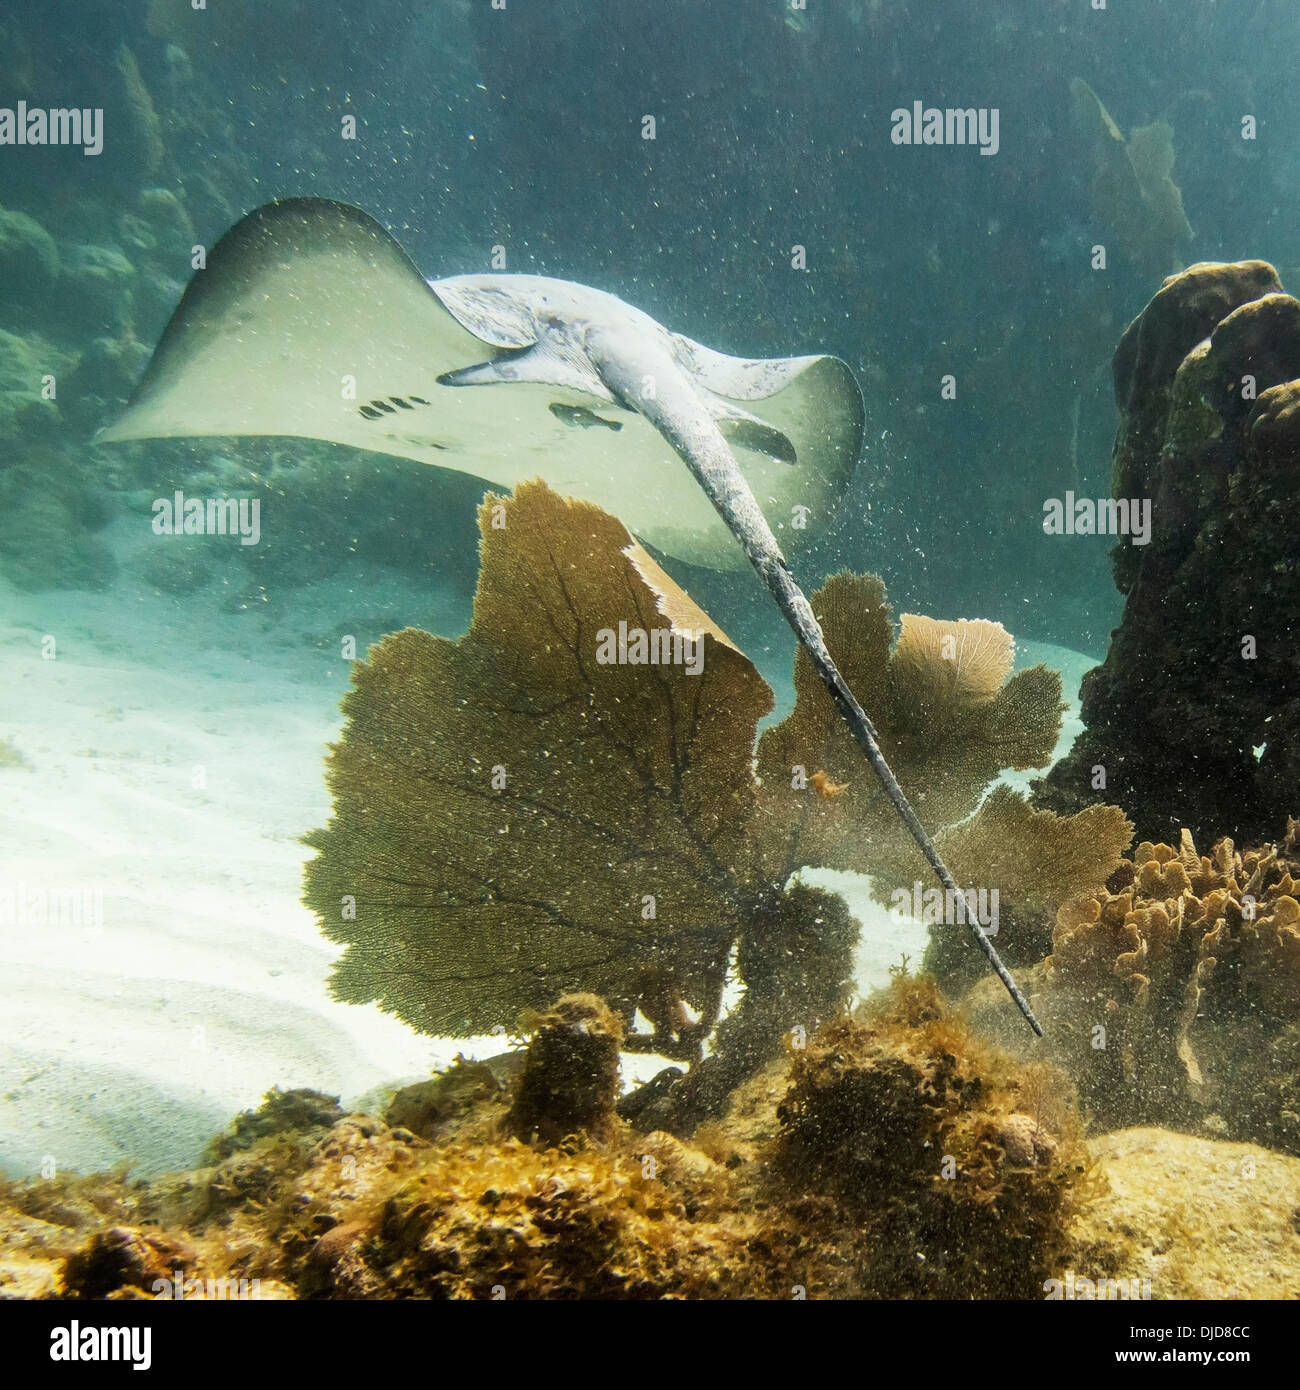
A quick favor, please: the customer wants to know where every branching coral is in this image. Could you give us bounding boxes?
[1039,821,1300,1149]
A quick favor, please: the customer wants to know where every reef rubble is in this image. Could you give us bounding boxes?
[3,977,1298,1301]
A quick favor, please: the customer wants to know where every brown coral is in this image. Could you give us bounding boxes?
[773,975,1094,1298]
[1040,822,1300,1148]
[304,481,775,1049]
[1248,378,1300,469]
[1109,259,1281,517]
[755,572,1066,881]
[752,574,1125,983]
[62,1226,192,1301]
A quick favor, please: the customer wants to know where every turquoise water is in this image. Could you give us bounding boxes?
[1,0,1299,1309]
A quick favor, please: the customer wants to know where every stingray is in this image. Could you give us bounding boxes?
[99,198,1040,1032]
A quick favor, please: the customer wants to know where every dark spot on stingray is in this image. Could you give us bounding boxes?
[359,405,381,420]
[390,396,414,409]
[720,416,798,466]
[409,396,431,406]
[371,399,396,413]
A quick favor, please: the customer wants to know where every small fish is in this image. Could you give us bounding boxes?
[549,403,623,432]
[811,770,849,799]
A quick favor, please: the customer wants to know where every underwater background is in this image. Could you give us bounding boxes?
[2,0,1300,1303]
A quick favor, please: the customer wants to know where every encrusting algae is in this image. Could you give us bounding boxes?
[5,971,1299,1298]
[507,994,625,1145]
[772,975,1097,1299]
[0,978,1106,1300]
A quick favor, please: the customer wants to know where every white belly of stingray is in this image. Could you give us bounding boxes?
[98,199,863,571]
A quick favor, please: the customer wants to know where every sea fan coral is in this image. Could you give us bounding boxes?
[754,572,1064,877]
[752,574,1126,976]
[922,785,1133,992]
[1069,77,1193,281]
[304,481,1127,1115]
[304,481,812,1061]
[891,612,1015,715]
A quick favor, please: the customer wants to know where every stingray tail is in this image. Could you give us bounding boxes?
[644,391,1044,1034]
[757,553,1043,1034]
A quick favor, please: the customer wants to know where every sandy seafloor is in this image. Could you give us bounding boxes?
[0,515,1098,1177]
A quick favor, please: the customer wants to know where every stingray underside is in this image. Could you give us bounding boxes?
[99,198,863,569]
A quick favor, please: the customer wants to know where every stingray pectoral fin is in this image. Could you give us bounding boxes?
[697,356,863,548]
[94,197,731,567]
[96,198,534,477]
[669,331,863,516]
[96,197,860,572]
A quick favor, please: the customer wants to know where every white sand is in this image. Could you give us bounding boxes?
[0,535,456,1177]
[0,529,1097,1178]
